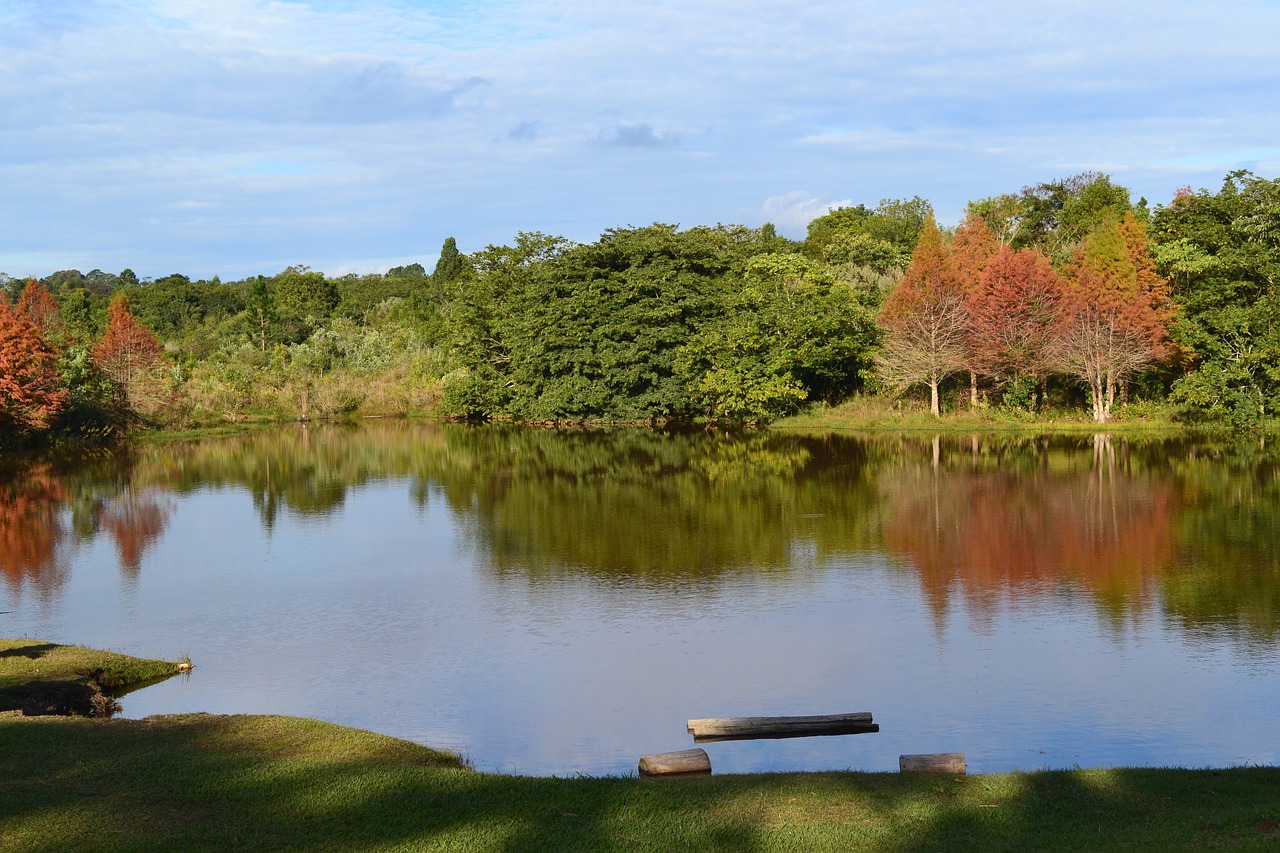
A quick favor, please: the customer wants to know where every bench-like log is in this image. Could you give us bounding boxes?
[899,753,966,774]
[638,748,712,778]
[687,713,878,742]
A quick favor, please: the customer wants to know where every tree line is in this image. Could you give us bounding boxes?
[3,170,1279,446]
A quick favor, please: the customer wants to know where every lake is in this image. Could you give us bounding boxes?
[2,423,1278,776]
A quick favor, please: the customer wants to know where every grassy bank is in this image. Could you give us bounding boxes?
[3,643,1278,852]
[1,712,1277,852]
[774,396,1194,435]
[0,638,187,716]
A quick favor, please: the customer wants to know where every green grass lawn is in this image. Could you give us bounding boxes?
[3,640,1277,851]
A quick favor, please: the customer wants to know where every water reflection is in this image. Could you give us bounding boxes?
[2,424,1279,649]
[879,433,1179,625]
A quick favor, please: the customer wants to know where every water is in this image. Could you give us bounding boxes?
[3,423,1278,775]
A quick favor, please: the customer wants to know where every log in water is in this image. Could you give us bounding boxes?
[687,713,878,742]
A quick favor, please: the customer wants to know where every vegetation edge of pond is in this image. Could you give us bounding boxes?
[3,639,1278,851]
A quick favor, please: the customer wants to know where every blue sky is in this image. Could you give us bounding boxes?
[2,0,1278,281]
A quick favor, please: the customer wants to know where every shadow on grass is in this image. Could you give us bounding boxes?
[0,643,58,660]
[1,715,1277,852]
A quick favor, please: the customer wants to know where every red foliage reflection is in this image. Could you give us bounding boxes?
[880,436,1178,619]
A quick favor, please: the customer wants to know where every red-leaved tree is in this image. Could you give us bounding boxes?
[0,301,68,435]
[967,244,1065,392]
[93,293,169,416]
[877,216,969,416]
[950,214,1001,406]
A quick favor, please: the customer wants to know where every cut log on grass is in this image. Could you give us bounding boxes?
[687,713,878,742]
[638,748,712,778]
[899,753,966,774]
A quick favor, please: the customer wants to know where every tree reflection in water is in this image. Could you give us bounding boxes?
[0,424,1277,648]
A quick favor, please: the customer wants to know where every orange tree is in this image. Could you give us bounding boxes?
[0,299,68,441]
[93,293,170,418]
[876,216,968,416]
[1053,214,1174,422]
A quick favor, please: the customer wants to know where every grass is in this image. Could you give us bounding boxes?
[3,640,1278,851]
[774,396,1193,435]
[1,713,1278,852]
[0,638,187,716]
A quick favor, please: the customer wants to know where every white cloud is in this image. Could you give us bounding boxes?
[1,0,1279,277]
[759,192,853,237]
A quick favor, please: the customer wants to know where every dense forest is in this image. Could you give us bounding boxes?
[3,169,1279,447]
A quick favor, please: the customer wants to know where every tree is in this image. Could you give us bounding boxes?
[1012,173,1134,261]
[950,214,1001,406]
[804,197,933,272]
[1053,215,1173,422]
[93,293,169,416]
[432,237,470,284]
[273,266,339,336]
[15,278,64,343]
[876,216,969,416]
[0,301,68,436]
[967,244,1065,405]
[678,252,878,422]
[244,276,278,352]
[1151,171,1280,428]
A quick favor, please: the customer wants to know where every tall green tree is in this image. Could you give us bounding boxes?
[1152,171,1280,428]
[245,276,279,351]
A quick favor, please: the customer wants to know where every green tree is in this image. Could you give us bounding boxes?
[244,276,279,351]
[804,197,933,272]
[678,253,878,422]
[432,237,470,284]
[273,266,339,337]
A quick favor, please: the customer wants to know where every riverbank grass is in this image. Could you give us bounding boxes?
[775,395,1189,434]
[2,713,1278,851]
[3,640,1277,850]
[0,638,187,716]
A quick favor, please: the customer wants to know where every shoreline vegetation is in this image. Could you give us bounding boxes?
[6,171,1280,452]
[2,640,1278,851]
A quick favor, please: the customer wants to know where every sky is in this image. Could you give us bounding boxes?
[2,0,1279,281]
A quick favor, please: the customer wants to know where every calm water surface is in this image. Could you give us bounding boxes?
[3,423,1278,775]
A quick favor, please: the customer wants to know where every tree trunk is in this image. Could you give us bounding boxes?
[929,378,941,417]
[969,370,978,409]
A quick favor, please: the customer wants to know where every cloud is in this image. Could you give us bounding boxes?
[595,123,671,148]
[505,121,541,141]
[3,0,1280,278]
[759,191,853,237]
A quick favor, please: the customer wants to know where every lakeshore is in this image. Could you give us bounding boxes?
[2,639,1278,852]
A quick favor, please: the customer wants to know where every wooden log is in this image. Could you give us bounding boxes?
[899,753,966,774]
[638,748,711,778]
[687,713,878,742]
